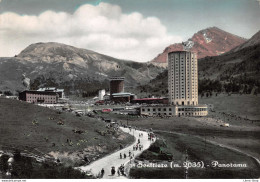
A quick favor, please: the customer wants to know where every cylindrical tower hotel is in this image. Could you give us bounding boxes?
[109,77,125,95]
[168,51,198,106]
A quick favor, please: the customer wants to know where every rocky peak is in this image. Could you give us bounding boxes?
[150,27,247,67]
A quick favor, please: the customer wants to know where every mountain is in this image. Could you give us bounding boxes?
[0,42,164,95]
[229,30,260,53]
[199,30,260,81]
[134,30,260,97]
[150,27,246,67]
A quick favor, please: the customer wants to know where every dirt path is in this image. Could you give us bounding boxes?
[77,127,155,179]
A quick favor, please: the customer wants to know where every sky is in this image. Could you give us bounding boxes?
[0,0,259,62]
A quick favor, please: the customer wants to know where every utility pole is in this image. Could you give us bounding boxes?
[184,149,189,179]
[85,102,86,115]
[204,132,206,151]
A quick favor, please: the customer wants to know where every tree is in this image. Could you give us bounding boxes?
[4,91,13,96]
[13,150,21,161]
[0,154,9,172]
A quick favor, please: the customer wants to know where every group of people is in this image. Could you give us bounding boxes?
[108,164,126,177]
[133,138,144,151]
[98,131,151,178]
[133,143,143,151]
[120,152,127,159]
[120,150,135,159]
[117,164,126,176]
[138,133,144,137]
[148,132,155,141]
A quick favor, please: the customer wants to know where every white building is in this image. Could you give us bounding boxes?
[140,51,207,117]
[98,89,106,100]
[168,51,198,106]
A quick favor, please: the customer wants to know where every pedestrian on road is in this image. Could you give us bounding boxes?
[101,168,105,178]
[133,146,135,151]
[111,167,115,176]
[129,150,131,157]
[124,153,126,159]
[130,155,133,164]
[117,167,120,176]
[120,153,122,159]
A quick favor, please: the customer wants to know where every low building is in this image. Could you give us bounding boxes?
[19,91,58,104]
[140,104,208,117]
[37,87,65,98]
[103,94,110,101]
[140,106,176,116]
[176,105,208,116]
[111,92,135,103]
[131,98,168,105]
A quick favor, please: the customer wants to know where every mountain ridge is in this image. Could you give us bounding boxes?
[150,27,247,67]
[0,42,164,95]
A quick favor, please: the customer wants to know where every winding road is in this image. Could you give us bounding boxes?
[77,127,155,179]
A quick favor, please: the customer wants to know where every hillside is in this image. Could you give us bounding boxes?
[150,27,246,67]
[230,30,260,53]
[0,42,164,95]
[0,97,133,166]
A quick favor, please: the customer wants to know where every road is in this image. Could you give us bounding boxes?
[77,127,155,179]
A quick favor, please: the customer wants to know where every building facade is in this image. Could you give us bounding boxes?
[109,77,124,96]
[19,91,58,104]
[140,105,208,117]
[140,106,177,116]
[131,98,169,105]
[37,87,65,98]
[111,92,135,103]
[139,51,207,117]
[168,51,198,106]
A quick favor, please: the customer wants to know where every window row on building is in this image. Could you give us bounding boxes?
[140,105,208,117]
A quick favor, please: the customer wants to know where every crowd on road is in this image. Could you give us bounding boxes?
[98,126,156,178]
[79,125,157,179]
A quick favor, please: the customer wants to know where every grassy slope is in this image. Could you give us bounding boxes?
[130,131,260,179]
[0,98,134,163]
[199,93,260,120]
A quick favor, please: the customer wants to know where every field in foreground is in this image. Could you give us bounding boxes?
[129,131,260,179]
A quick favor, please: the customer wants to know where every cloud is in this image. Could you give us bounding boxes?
[0,2,182,62]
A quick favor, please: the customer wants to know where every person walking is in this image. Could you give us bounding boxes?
[101,168,105,178]
[130,155,133,164]
[117,167,120,176]
[111,167,115,176]
[120,153,122,159]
